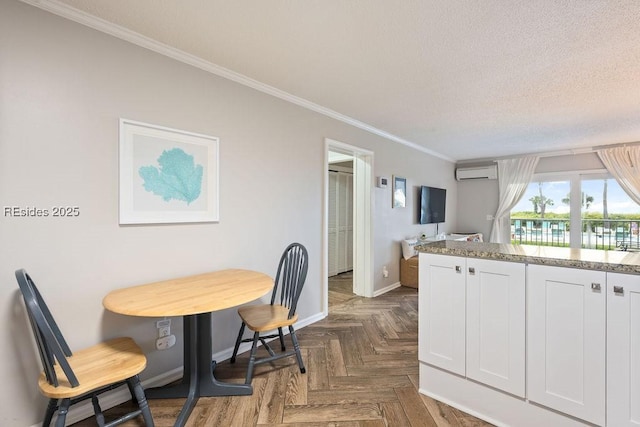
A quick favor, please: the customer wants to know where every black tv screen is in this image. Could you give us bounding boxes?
[419,186,446,224]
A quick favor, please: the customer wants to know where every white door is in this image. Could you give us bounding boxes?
[527,264,606,426]
[418,253,466,376]
[327,171,339,276]
[328,171,353,276]
[336,172,353,273]
[607,272,640,427]
[344,173,353,271]
[466,259,525,397]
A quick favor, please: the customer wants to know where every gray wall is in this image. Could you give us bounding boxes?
[0,1,456,424]
[456,178,499,239]
[536,152,605,174]
[373,151,458,288]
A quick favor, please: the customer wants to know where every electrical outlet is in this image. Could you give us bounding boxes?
[158,326,170,337]
[156,335,176,350]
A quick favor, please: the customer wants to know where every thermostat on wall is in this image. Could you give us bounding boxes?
[377,177,388,188]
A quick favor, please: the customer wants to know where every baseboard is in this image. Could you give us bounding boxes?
[33,311,326,427]
[373,281,401,297]
[419,362,592,427]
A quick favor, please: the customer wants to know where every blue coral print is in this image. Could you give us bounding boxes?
[139,148,203,204]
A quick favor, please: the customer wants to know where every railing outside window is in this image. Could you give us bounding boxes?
[510,218,640,251]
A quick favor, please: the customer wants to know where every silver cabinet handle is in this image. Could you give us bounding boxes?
[468,267,475,275]
[455,266,462,273]
[591,283,601,291]
[614,286,624,295]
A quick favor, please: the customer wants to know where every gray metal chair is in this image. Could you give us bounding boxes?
[230,243,308,383]
[15,269,155,427]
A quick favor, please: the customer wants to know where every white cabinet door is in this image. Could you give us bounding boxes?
[419,253,466,376]
[607,272,640,427]
[466,259,525,397]
[527,265,606,426]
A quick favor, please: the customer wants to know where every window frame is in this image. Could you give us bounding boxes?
[519,169,609,249]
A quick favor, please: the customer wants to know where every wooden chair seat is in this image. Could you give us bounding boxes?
[38,337,146,399]
[237,304,299,332]
[15,268,154,426]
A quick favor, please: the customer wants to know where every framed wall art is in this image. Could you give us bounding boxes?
[119,119,219,224]
[393,176,407,208]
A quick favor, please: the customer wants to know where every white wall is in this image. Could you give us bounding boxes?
[0,1,455,425]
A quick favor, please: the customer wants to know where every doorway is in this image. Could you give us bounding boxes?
[328,153,354,306]
[324,139,374,316]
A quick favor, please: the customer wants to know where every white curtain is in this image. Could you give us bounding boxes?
[490,156,539,243]
[596,145,640,206]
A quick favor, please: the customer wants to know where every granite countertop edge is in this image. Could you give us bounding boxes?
[415,241,640,275]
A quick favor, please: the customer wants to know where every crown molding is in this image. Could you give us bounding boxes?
[20,0,454,163]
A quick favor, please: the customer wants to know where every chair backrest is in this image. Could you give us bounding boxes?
[15,269,79,388]
[270,243,308,318]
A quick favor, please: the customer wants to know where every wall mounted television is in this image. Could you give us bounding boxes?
[419,186,446,224]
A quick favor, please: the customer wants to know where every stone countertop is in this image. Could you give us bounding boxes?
[415,240,640,275]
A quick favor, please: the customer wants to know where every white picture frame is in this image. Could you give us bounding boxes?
[393,176,407,208]
[119,119,219,224]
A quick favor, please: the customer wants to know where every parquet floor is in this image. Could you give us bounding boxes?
[72,272,492,426]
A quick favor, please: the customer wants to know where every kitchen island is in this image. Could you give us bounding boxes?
[417,241,640,427]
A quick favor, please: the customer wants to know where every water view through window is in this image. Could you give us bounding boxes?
[510,178,640,251]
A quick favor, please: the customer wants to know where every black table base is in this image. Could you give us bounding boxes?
[146,313,252,426]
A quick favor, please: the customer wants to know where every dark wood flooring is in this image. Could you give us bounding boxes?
[71,271,492,426]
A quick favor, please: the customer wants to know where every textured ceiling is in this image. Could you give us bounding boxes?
[30,0,640,162]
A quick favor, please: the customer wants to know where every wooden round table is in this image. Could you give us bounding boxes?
[104,269,273,427]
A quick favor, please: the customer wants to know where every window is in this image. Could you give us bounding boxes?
[511,180,571,247]
[581,178,640,250]
[510,173,640,250]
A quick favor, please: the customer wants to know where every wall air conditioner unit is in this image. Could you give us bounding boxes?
[455,165,498,181]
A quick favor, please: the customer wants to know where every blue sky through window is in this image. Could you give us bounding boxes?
[512,179,640,215]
